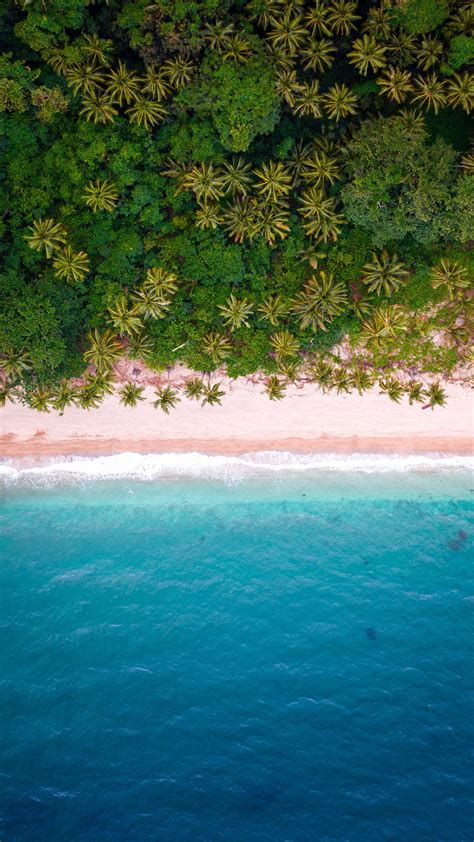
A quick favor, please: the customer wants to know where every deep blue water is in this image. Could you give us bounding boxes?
[1,469,473,841]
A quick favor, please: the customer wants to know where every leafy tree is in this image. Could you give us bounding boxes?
[178,52,280,152]
[341,115,460,245]
[390,0,450,34]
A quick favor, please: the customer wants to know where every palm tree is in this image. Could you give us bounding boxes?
[162,57,195,89]
[254,201,291,245]
[291,271,348,331]
[142,65,171,100]
[83,179,119,212]
[347,34,387,76]
[258,294,289,326]
[411,73,447,113]
[52,246,90,284]
[277,358,301,382]
[201,383,226,406]
[153,385,180,413]
[298,187,344,241]
[309,358,334,391]
[424,382,447,409]
[351,293,373,319]
[80,33,113,66]
[415,36,443,70]
[361,304,406,348]
[316,211,345,243]
[202,331,232,365]
[218,293,254,330]
[387,30,418,66]
[105,61,141,105]
[83,328,123,372]
[406,380,426,405]
[195,203,224,230]
[222,34,253,63]
[87,372,115,402]
[127,98,167,128]
[397,108,425,133]
[286,139,313,183]
[65,63,105,96]
[362,6,391,38]
[132,286,170,320]
[127,330,154,361]
[296,242,324,269]
[265,43,296,72]
[292,80,323,118]
[25,218,66,258]
[108,295,143,335]
[119,382,145,407]
[361,251,409,296]
[184,377,205,400]
[267,10,308,54]
[223,197,259,243]
[326,0,360,35]
[80,92,118,124]
[445,2,473,36]
[248,0,281,29]
[29,387,52,413]
[301,150,340,186]
[78,382,105,410]
[323,83,358,121]
[184,163,225,204]
[304,1,332,36]
[460,152,474,175]
[331,367,351,394]
[274,69,303,108]
[161,158,191,194]
[379,377,404,403]
[52,380,79,412]
[253,161,293,203]
[1,347,32,378]
[301,37,336,72]
[220,157,253,196]
[446,72,474,113]
[377,66,414,103]
[144,267,178,297]
[265,374,286,400]
[269,329,300,360]
[350,368,373,395]
[0,379,18,407]
[203,20,235,49]
[431,258,469,300]
[47,47,76,76]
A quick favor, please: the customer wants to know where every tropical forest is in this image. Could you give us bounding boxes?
[0,0,473,412]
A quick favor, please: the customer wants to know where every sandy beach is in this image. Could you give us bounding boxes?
[0,378,472,458]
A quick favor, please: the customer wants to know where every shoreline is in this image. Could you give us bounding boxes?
[1,382,472,459]
[1,435,473,458]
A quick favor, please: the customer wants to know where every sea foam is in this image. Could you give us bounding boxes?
[0,450,472,487]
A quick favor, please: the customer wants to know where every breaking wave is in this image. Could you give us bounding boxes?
[0,450,472,487]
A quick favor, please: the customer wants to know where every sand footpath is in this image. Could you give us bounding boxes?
[0,379,472,458]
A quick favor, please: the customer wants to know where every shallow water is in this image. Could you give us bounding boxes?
[1,460,473,840]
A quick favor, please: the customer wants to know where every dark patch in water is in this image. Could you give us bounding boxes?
[366,628,376,640]
[448,530,468,551]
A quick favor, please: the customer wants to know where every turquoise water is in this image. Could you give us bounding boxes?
[1,464,473,840]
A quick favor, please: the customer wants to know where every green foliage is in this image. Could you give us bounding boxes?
[341,115,460,246]
[0,0,470,396]
[445,35,474,72]
[177,51,280,152]
[390,0,450,34]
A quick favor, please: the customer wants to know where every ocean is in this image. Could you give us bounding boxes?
[1,453,473,841]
